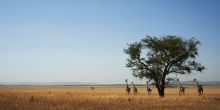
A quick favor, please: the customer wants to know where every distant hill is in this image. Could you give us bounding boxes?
[181,81,220,86]
[0,81,96,86]
[0,81,220,86]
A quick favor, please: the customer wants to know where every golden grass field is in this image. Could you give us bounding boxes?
[0,85,220,110]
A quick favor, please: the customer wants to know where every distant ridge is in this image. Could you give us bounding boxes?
[182,81,220,86]
[0,81,220,86]
[0,81,97,86]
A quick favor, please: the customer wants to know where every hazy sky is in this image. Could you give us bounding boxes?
[0,0,220,84]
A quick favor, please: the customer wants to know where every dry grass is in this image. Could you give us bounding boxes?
[0,85,220,110]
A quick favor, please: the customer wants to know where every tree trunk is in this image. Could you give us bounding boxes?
[158,87,165,97]
[156,83,165,97]
[156,77,166,97]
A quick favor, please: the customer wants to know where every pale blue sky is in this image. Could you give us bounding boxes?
[0,0,220,84]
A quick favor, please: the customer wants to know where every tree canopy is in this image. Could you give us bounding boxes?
[124,35,205,97]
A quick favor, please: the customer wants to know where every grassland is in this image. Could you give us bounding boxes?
[0,85,220,110]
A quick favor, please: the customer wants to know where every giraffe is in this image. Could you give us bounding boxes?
[125,79,131,95]
[29,96,38,103]
[131,82,138,95]
[146,81,152,95]
[177,79,185,95]
[90,86,95,90]
[194,79,203,96]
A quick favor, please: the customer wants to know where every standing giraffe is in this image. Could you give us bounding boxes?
[177,79,185,95]
[146,81,152,95]
[125,79,131,95]
[131,82,138,95]
[194,79,203,96]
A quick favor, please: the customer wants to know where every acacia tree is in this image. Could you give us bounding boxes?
[124,35,205,97]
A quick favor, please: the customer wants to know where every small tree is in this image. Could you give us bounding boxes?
[124,35,205,97]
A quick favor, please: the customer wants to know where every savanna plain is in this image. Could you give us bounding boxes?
[0,85,220,110]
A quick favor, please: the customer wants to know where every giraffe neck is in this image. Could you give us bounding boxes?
[177,81,181,88]
[195,81,200,88]
[132,84,135,88]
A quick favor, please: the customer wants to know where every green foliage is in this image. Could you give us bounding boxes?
[124,35,205,97]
